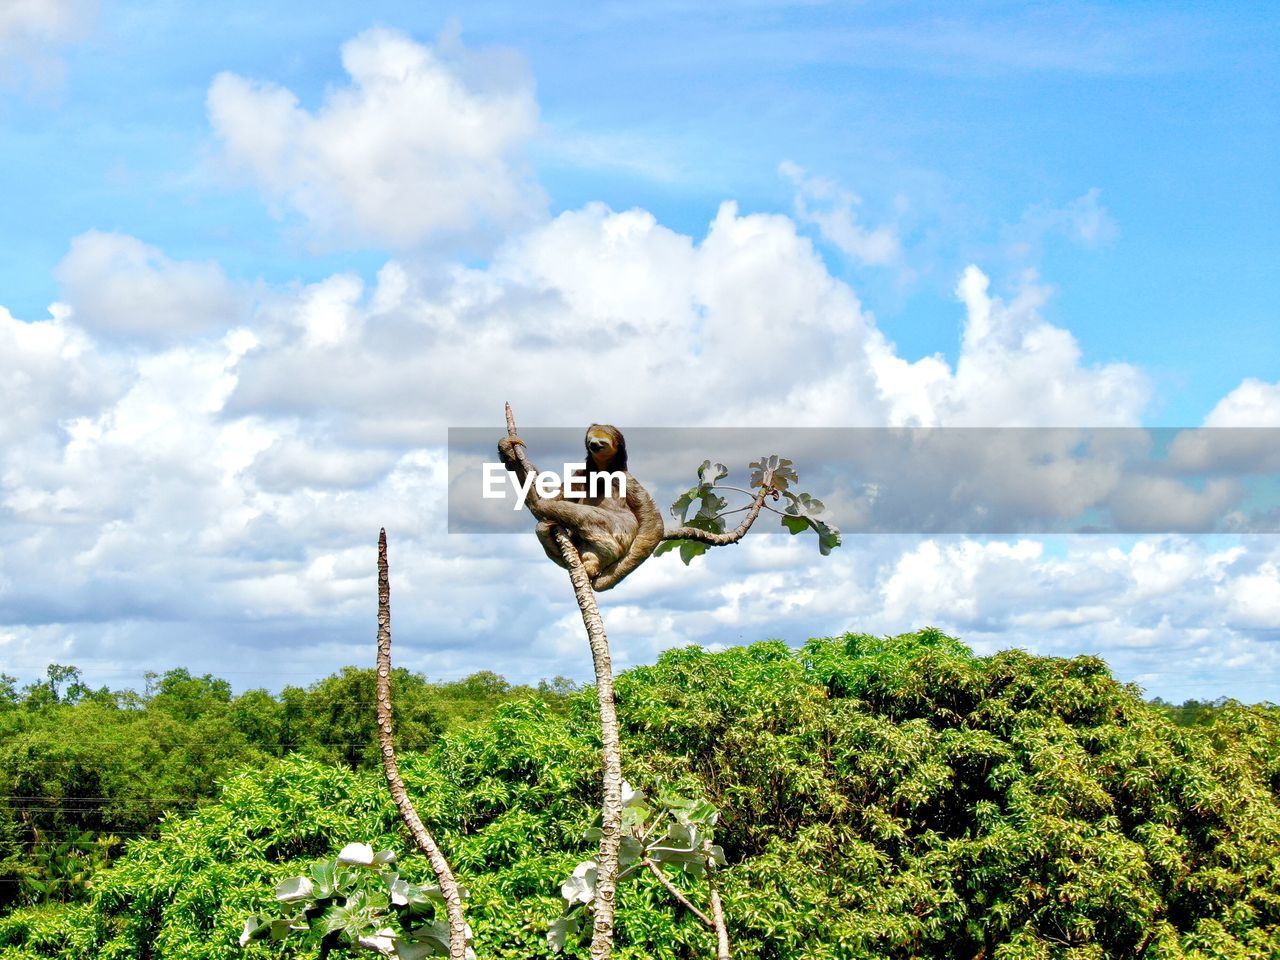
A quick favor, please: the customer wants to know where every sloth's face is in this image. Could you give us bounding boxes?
[585,424,622,469]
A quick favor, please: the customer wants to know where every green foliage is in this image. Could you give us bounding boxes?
[548,784,725,953]
[657,456,842,565]
[240,844,474,959]
[4,829,115,906]
[1,633,1278,959]
[0,667,570,910]
[1147,698,1270,730]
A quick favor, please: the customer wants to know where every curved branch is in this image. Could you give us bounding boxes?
[504,403,623,960]
[663,494,768,546]
[377,529,469,960]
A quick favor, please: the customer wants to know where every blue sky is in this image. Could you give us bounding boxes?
[4,1,1277,418]
[1,1,1278,700]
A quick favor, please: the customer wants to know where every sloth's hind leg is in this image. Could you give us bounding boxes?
[537,521,603,577]
[536,521,570,570]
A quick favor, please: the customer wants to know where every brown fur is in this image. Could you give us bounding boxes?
[498,424,665,591]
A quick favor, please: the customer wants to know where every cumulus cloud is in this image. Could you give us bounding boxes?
[780,160,901,266]
[222,202,1147,439]
[1204,378,1280,427]
[1156,380,1280,479]
[207,27,544,248]
[55,231,243,340]
[0,301,121,445]
[872,266,1148,427]
[0,27,1269,699]
[4,198,1266,698]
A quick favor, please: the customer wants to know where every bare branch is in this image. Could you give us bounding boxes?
[663,493,768,546]
[504,403,624,960]
[643,858,714,929]
[377,529,469,960]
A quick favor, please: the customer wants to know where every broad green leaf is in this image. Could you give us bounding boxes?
[396,938,444,960]
[274,875,315,903]
[309,860,339,898]
[357,927,398,955]
[697,460,729,484]
[336,842,375,866]
[238,916,268,947]
[619,835,644,866]
[783,490,825,518]
[781,515,808,535]
[268,916,306,941]
[621,780,645,806]
[560,861,598,905]
[813,518,841,555]
[750,455,798,490]
[679,539,711,565]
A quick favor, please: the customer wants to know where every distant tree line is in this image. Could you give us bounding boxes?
[0,664,578,907]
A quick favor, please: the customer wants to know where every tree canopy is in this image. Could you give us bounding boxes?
[1,631,1276,959]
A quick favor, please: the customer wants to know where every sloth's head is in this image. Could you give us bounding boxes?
[585,423,627,473]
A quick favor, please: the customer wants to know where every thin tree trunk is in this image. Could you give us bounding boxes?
[703,839,730,960]
[504,404,623,960]
[377,529,470,960]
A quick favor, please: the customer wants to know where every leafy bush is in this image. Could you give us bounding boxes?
[1,631,1277,959]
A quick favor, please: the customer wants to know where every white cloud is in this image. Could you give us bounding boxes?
[780,160,901,266]
[0,25,1270,700]
[871,266,1148,427]
[1005,187,1118,260]
[1204,378,1280,427]
[207,27,544,248]
[4,201,1266,699]
[1220,562,1280,630]
[0,301,121,446]
[1154,380,1280,479]
[1104,475,1241,533]
[55,231,242,340]
[0,0,94,91]
[221,202,1147,439]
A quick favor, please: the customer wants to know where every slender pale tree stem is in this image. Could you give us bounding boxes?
[377,529,469,960]
[643,859,714,929]
[702,839,731,960]
[504,403,623,960]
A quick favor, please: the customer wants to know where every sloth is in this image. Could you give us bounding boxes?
[498,424,665,591]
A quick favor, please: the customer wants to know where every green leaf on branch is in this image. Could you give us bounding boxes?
[654,537,712,565]
[671,486,729,529]
[269,916,306,941]
[547,909,586,954]
[238,917,269,947]
[781,491,842,555]
[749,455,798,491]
[309,860,339,898]
[274,875,315,903]
[336,842,375,866]
[560,860,598,905]
[697,460,729,484]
